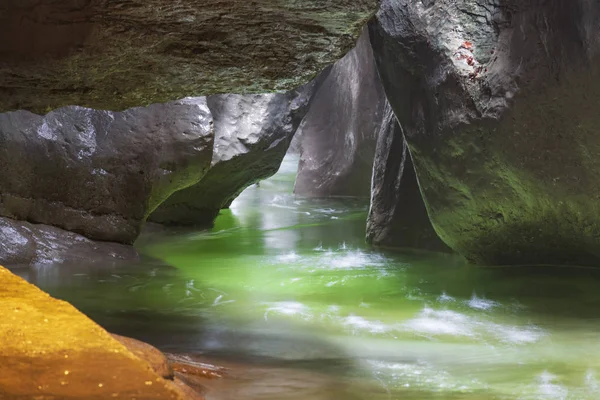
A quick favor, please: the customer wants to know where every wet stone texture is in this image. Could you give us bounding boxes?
[370,0,600,266]
[0,266,192,400]
[0,216,140,268]
[0,99,214,244]
[0,0,380,113]
[294,28,387,198]
[150,83,317,227]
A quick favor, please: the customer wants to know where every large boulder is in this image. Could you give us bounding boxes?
[294,28,387,197]
[0,217,140,268]
[0,99,214,244]
[0,266,190,399]
[0,0,380,113]
[150,84,315,226]
[369,0,600,265]
[366,107,450,252]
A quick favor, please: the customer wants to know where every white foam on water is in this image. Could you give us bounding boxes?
[467,294,500,310]
[263,301,312,321]
[536,371,569,400]
[402,306,547,345]
[343,315,391,334]
[404,307,475,337]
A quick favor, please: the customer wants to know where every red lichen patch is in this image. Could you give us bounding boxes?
[469,66,485,80]
[462,41,473,50]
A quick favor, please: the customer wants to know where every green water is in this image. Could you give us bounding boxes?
[16,155,600,399]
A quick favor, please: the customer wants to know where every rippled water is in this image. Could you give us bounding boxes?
[16,155,600,399]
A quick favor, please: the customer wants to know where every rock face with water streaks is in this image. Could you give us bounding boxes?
[294,29,386,198]
[366,107,450,252]
[0,99,214,244]
[369,0,600,265]
[0,0,380,113]
[150,84,315,226]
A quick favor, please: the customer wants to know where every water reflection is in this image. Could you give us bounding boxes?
[12,155,600,399]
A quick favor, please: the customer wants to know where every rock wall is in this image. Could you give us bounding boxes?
[369,0,600,265]
[294,29,386,198]
[0,0,380,113]
[150,82,317,226]
[366,106,450,253]
[0,99,214,244]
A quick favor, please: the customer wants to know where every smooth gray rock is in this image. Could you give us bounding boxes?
[0,217,139,268]
[369,0,600,265]
[294,29,386,198]
[0,0,380,113]
[0,99,214,244]
[150,85,315,226]
[366,106,450,252]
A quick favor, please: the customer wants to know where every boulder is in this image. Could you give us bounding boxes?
[150,84,315,226]
[0,217,140,267]
[366,107,450,252]
[294,28,386,198]
[0,99,214,244]
[0,0,380,113]
[0,266,189,399]
[369,0,600,265]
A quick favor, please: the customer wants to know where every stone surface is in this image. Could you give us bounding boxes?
[0,266,188,399]
[0,99,214,244]
[366,107,450,252]
[0,216,140,268]
[294,28,386,198]
[369,0,600,265]
[150,84,316,226]
[111,334,174,380]
[0,0,380,114]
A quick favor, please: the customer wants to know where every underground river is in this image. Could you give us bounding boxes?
[13,155,600,399]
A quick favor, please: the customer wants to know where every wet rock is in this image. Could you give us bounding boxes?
[366,107,450,252]
[111,334,174,380]
[0,0,380,113]
[0,99,214,244]
[0,266,187,399]
[0,217,140,268]
[369,0,600,265]
[150,85,315,227]
[294,28,387,197]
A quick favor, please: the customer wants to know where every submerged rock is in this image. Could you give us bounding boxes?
[0,0,380,113]
[294,28,387,198]
[150,85,315,227]
[369,0,600,265]
[0,217,140,267]
[0,99,214,244]
[366,108,450,252]
[0,266,190,399]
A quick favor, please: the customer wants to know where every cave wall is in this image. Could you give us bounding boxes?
[294,28,386,198]
[0,0,380,113]
[369,0,600,265]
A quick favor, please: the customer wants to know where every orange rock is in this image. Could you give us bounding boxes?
[0,266,186,399]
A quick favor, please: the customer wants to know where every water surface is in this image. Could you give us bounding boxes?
[18,155,600,400]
